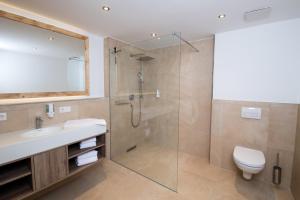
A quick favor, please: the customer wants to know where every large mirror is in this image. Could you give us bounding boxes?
[0,11,89,99]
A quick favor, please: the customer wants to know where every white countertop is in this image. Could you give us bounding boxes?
[0,120,107,165]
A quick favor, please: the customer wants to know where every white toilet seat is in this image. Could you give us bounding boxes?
[235,159,263,169]
[233,146,265,180]
[233,146,265,168]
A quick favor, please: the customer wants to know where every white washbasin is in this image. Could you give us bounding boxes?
[22,126,62,138]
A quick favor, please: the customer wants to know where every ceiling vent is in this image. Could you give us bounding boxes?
[244,7,272,22]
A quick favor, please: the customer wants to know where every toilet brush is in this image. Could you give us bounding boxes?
[272,153,282,185]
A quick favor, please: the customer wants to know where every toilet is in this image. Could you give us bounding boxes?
[233,146,265,180]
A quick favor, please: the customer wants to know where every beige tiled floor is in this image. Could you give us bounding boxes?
[38,152,294,200]
[112,143,178,190]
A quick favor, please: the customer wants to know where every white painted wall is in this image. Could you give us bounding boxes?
[0,3,105,97]
[213,18,300,104]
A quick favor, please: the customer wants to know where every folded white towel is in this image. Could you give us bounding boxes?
[81,137,96,145]
[76,156,98,166]
[80,141,96,149]
[64,118,106,128]
[77,150,98,160]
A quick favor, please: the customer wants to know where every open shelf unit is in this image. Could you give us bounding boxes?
[68,152,104,175]
[0,158,33,200]
[67,134,105,174]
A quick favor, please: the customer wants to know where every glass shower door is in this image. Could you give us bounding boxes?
[109,34,181,191]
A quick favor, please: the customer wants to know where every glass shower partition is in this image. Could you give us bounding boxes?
[109,34,181,191]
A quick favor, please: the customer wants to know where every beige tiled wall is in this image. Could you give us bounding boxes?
[106,37,214,160]
[105,38,149,157]
[210,99,298,188]
[292,105,300,198]
[107,37,182,157]
[179,38,214,158]
[145,44,181,150]
[0,98,110,155]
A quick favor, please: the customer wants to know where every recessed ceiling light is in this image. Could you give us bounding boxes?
[218,14,226,19]
[48,37,54,41]
[157,37,161,40]
[151,33,157,38]
[102,6,110,11]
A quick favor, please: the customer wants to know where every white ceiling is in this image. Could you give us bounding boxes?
[1,0,300,43]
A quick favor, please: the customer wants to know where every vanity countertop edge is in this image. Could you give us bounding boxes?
[0,124,107,165]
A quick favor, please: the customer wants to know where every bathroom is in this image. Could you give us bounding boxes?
[0,0,299,199]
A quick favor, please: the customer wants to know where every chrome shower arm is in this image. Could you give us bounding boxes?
[173,33,199,53]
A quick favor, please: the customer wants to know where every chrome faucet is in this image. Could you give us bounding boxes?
[35,116,43,129]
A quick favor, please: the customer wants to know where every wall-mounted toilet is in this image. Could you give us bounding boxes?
[233,146,265,180]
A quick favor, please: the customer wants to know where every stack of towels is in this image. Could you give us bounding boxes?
[80,137,96,149]
[76,150,98,166]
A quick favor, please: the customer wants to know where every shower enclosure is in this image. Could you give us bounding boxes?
[109,34,181,191]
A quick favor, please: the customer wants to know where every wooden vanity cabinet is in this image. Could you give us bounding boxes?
[33,146,68,191]
[0,158,33,200]
[0,133,106,199]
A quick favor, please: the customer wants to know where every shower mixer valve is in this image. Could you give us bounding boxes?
[129,94,135,101]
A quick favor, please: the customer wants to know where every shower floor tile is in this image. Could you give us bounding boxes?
[112,143,178,190]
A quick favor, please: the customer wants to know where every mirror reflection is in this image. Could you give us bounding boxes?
[0,17,86,94]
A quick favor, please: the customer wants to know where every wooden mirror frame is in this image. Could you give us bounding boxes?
[0,10,90,99]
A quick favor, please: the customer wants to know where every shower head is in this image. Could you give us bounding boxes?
[130,53,145,58]
[136,56,155,62]
[130,53,155,62]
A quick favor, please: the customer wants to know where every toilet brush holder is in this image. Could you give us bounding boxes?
[272,153,282,185]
